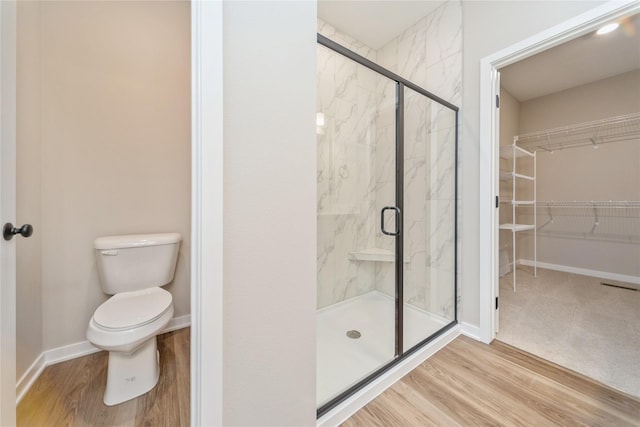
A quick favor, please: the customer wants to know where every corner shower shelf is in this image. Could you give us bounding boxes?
[349,248,409,263]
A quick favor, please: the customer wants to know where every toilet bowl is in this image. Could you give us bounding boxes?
[86,233,181,406]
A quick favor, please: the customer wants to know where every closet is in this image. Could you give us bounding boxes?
[496,66,640,399]
[517,113,639,247]
[503,111,640,282]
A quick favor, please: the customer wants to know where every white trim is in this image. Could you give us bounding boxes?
[163,313,192,333]
[317,325,461,427]
[15,353,45,405]
[191,1,224,426]
[479,0,640,344]
[20,341,101,404]
[42,340,100,367]
[0,1,17,425]
[519,259,640,286]
[460,322,482,341]
[16,316,191,404]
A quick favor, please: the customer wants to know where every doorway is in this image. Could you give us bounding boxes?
[484,1,638,400]
[13,1,191,422]
[495,16,640,396]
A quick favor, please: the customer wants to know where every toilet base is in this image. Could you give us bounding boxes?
[103,336,160,406]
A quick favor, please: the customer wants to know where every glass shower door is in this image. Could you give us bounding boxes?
[316,34,458,416]
[316,43,398,408]
[402,86,457,351]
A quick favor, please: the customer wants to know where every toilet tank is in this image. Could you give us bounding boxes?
[94,233,182,294]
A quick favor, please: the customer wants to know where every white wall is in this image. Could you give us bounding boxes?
[499,89,520,147]
[460,0,607,327]
[222,2,317,425]
[517,70,640,277]
[16,0,191,371]
[519,70,640,132]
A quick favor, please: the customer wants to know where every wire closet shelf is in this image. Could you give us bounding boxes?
[519,201,640,243]
[534,201,640,220]
[515,112,640,153]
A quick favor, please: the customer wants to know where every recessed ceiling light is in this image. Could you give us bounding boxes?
[596,22,619,35]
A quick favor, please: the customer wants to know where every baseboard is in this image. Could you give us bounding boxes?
[16,314,191,404]
[460,322,482,341]
[519,259,640,285]
[16,353,47,404]
[163,314,192,333]
[317,325,461,427]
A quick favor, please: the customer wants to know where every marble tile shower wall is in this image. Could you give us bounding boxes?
[317,20,379,309]
[317,1,461,316]
[376,0,462,103]
[376,1,460,318]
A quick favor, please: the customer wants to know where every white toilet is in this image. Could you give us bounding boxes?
[86,232,181,406]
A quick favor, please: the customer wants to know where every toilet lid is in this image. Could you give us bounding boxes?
[94,287,172,331]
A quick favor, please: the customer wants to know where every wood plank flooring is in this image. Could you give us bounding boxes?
[342,335,640,426]
[17,328,189,427]
[18,329,640,426]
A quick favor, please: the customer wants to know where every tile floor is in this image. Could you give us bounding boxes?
[498,267,640,398]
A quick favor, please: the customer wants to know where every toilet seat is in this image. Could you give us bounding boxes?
[94,287,172,331]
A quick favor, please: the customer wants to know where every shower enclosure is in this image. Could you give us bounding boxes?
[316,35,458,415]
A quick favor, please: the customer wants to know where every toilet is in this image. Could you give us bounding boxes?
[86,232,181,406]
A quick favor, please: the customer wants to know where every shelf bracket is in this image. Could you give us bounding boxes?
[539,204,554,230]
[590,202,600,234]
[545,134,553,154]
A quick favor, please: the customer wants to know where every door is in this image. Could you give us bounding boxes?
[493,69,501,336]
[316,35,459,415]
[0,1,17,425]
[316,41,399,408]
[402,86,458,350]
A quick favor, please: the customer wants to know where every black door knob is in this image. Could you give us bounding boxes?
[3,223,33,241]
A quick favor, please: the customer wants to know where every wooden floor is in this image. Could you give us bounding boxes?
[18,330,640,426]
[342,335,640,426]
[17,328,189,427]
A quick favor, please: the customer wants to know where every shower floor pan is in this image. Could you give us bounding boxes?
[316,291,447,407]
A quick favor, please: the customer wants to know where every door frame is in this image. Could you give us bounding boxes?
[0,1,17,426]
[0,1,224,425]
[191,1,224,425]
[478,0,640,343]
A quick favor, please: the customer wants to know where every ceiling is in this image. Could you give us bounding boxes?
[317,0,444,50]
[500,13,640,102]
[318,3,639,103]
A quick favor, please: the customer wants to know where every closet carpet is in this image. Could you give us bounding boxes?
[498,267,640,398]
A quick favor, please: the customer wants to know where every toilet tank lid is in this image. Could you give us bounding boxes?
[94,233,182,250]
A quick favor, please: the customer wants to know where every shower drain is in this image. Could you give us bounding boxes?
[346,330,361,339]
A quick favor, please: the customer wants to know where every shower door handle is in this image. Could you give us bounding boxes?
[381,206,401,236]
